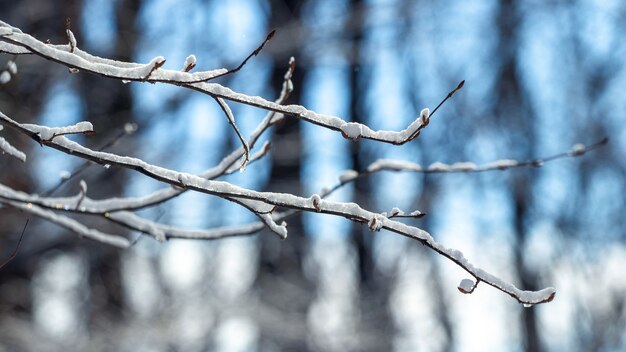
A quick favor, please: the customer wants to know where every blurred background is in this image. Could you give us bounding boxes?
[0,0,625,351]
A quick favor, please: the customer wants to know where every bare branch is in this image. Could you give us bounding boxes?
[208,29,276,80]
[0,219,28,270]
[214,96,250,171]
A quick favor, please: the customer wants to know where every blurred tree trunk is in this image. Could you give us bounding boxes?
[0,0,81,320]
[71,0,143,320]
[346,1,393,349]
[494,0,542,350]
[256,1,312,349]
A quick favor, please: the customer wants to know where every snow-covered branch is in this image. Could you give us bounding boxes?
[0,109,557,305]
[0,199,130,248]
[1,19,599,305]
[0,125,26,161]
[0,21,456,145]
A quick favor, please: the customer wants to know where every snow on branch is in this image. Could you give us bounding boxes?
[43,122,138,197]
[364,138,609,174]
[0,110,557,305]
[0,21,460,145]
[0,125,26,161]
[0,181,283,242]
[19,121,95,143]
[0,20,581,305]
[1,199,130,248]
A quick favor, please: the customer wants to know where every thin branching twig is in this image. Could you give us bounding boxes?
[0,219,28,270]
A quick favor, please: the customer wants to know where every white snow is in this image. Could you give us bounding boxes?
[79,180,87,194]
[0,26,12,36]
[182,54,196,72]
[124,122,137,134]
[368,214,385,232]
[340,122,363,140]
[59,170,71,180]
[7,199,129,248]
[338,169,358,183]
[25,121,94,141]
[485,159,518,169]
[7,60,17,74]
[0,23,566,303]
[390,207,402,216]
[310,194,322,212]
[458,278,475,294]
[571,143,586,156]
[420,107,430,125]
[451,162,477,171]
[0,71,10,84]
[366,159,422,172]
[0,136,26,162]
[66,29,77,51]
[427,162,452,172]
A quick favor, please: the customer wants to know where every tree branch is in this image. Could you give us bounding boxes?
[0,219,28,270]
[0,110,555,304]
[0,21,453,145]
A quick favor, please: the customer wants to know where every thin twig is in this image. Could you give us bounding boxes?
[408,80,465,141]
[214,97,250,171]
[0,219,28,270]
[430,80,464,119]
[43,125,134,196]
[208,30,276,81]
